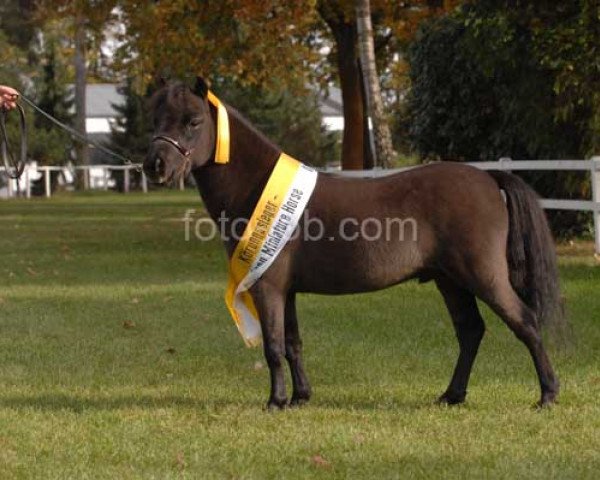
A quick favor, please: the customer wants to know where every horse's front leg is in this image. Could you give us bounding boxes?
[251,281,287,410]
[284,292,311,406]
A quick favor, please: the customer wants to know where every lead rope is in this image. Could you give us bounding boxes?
[1,94,142,182]
[0,103,27,182]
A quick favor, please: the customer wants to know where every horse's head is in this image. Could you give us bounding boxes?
[144,77,216,184]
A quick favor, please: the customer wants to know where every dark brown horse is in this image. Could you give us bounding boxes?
[144,78,565,409]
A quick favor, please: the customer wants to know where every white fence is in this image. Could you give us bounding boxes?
[0,163,186,198]
[2,158,600,253]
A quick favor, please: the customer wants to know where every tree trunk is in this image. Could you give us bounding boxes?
[359,62,375,169]
[333,23,366,170]
[356,0,395,168]
[74,9,89,171]
[318,2,368,170]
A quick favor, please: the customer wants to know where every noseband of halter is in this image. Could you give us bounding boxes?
[152,135,192,158]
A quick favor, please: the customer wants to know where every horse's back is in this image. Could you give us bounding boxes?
[288,162,508,294]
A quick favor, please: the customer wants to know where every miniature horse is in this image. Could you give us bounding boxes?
[144,78,565,409]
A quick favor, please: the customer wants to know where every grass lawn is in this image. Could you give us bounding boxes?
[1,190,599,479]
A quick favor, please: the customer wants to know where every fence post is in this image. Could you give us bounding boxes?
[25,167,31,199]
[141,172,148,193]
[591,156,600,255]
[124,167,130,193]
[103,167,109,191]
[44,167,51,198]
[179,175,185,191]
[499,157,512,172]
[83,166,89,190]
[7,177,13,198]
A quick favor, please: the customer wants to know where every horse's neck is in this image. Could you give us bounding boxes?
[192,108,280,225]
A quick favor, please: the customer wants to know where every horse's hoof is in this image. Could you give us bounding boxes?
[537,391,558,409]
[265,398,288,411]
[289,396,310,408]
[436,391,466,406]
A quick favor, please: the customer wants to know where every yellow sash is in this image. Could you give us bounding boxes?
[205,90,318,346]
[225,153,318,346]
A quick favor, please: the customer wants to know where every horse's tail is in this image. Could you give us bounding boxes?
[488,170,566,333]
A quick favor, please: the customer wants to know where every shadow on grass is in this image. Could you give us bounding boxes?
[0,390,460,414]
[0,392,256,413]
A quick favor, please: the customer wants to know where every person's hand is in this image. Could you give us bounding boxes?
[0,85,19,110]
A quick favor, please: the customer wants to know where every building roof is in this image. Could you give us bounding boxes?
[85,83,125,118]
[318,86,343,118]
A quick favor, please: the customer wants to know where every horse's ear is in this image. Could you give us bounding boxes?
[151,74,168,90]
[194,76,209,99]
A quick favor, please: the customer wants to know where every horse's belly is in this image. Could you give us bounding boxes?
[293,237,425,294]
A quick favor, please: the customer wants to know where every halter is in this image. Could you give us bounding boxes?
[150,90,230,167]
[151,134,193,158]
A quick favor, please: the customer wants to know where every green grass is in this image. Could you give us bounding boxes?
[1,190,600,479]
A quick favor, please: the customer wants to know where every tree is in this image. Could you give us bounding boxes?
[0,32,73,170]
[214,78,339,167]
[316,0,457,169]
[116,1,318,91]
[109,78,153,164]
[107,78,153,191]
[36,39,74,130]
[0,0,37,64]
[355,0,395,167]
[116,0,452,169]
[35,0,117,171]
[73,8,89,169]
[407,2,595,236]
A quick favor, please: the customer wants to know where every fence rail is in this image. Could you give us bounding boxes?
[3,158,600,253]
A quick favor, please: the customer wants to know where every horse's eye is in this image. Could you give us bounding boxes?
[190,117,203,128]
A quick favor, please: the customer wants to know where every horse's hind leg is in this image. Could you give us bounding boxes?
[435,276,485,405]
[284,292,312,406]
[480,282,559,406]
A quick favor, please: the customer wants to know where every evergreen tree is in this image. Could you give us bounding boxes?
[36,39,74,129]
[109,78,153,164]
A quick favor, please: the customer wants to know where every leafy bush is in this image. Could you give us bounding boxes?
[407,4,597,237]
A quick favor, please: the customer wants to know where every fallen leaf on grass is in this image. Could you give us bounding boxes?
[253,361,264,371]
[175,451,186,471]
[123,320,136,329]
[310,454,332,469]
[26,267,39,276]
